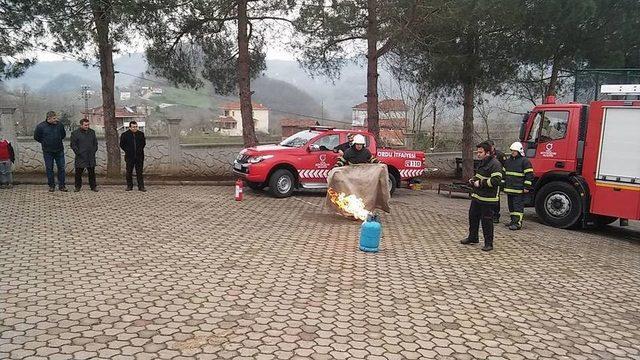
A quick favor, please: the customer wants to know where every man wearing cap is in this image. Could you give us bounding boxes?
[334,134,379,167]
[503,142,534,230]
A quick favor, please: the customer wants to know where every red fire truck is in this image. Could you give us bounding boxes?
[233,127,425,197]
[520,84,640,228]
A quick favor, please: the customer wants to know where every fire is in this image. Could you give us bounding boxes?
[328,188,370,221]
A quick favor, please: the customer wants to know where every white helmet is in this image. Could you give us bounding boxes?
[510,141,524,155]
[352,134,366,145]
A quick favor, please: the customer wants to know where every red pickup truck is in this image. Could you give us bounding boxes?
[232,127,426,197]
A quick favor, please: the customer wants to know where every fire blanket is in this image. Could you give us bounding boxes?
[325,163,391,216]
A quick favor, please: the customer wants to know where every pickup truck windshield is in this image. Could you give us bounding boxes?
[280,130,320,147]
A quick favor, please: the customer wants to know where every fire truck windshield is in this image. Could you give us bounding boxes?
[280,130,320,147]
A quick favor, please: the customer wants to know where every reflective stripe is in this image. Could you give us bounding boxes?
[475,174,489,180]
[490,172,503,178]
[504,188,524,194]
[524,180,532,185]
[523,168,534,173]
[471,193,499,202]
[505,171,524,177]
[487,179,493,188]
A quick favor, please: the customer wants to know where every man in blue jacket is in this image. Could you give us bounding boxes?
[34,111,68,192]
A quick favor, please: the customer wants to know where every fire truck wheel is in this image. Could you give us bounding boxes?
[535,181,582,229]
[246,181,266,191]
[269,169,295,198]
[388,174,398,195]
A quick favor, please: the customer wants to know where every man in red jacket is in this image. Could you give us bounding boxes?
[0,134,16,189]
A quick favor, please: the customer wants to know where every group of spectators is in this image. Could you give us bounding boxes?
[0,111,147,192]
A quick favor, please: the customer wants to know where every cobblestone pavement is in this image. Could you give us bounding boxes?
[1,185,639,360]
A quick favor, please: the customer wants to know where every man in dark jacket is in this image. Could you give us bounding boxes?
[119,121,146,191]
[34,111,68,192]
[503,142,534,230]
[334,133,354,155]
[334,134,379,167]
[461,142,503,252]
[70,118,99,192]
[488,140,507,223]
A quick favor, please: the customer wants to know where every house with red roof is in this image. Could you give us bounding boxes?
[82,106,148,133]
[280,118,320,138]
[351,99,409,146]
[214,101,270,136]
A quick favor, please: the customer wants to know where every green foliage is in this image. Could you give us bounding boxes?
[392,0,526,95]
[0,1,43,80]
[141,0,292,94]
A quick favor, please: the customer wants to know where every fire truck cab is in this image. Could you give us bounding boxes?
[520,84,640,228]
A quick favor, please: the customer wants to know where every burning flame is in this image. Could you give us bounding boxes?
[328,188,370,221]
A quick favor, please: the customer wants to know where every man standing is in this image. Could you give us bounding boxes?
[503,142,534,230]
[0,134,16,189]
[70,118,99,192]
[461,142,503,252]
[34,111,68,192]
[334,134,379,167]
[334,133,354,155]
[119,121,146,191]
[488,140,507,223]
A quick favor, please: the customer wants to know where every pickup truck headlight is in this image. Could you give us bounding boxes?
[247,155,274,164]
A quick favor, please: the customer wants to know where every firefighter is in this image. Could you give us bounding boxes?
[488,140,507,224]
[503,142,534,230]
[461,141,503,252]
[334,134,379,167]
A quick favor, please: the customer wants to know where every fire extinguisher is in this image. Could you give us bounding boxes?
[235,179,244,201]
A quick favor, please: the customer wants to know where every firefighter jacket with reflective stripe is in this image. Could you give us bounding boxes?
[334,147,379,167]
[471,156,503,203]
[502,154,534,194]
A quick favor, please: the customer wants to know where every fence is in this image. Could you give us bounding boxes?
[1,111,463,180]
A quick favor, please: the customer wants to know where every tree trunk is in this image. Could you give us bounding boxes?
[92,1,120,177]
[461,81,475,181]
[237,0,258,148]
[366,0,380,142]
[545,56,559,98]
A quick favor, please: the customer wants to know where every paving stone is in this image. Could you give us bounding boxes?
[0,186,639,359]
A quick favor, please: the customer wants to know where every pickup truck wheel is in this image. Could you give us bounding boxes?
[535,181,582,229]
[246,181,266,191]
[269,169,295,198]
[388,173,398,196]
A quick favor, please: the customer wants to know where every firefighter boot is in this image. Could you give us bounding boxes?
[507,215,519,230]
[508,215,522,230]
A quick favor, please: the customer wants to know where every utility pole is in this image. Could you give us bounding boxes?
[80,85,92,116]
[431,104,436,151]
[19,86,28,125]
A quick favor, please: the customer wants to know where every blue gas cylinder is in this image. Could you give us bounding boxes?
[359,214,382,252]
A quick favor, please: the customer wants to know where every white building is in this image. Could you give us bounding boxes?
[215,101,270,136]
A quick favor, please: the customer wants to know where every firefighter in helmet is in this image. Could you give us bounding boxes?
[334,134,379,167]
[503,141,534,230]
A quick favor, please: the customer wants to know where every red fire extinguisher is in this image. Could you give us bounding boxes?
[235,179,244,201]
